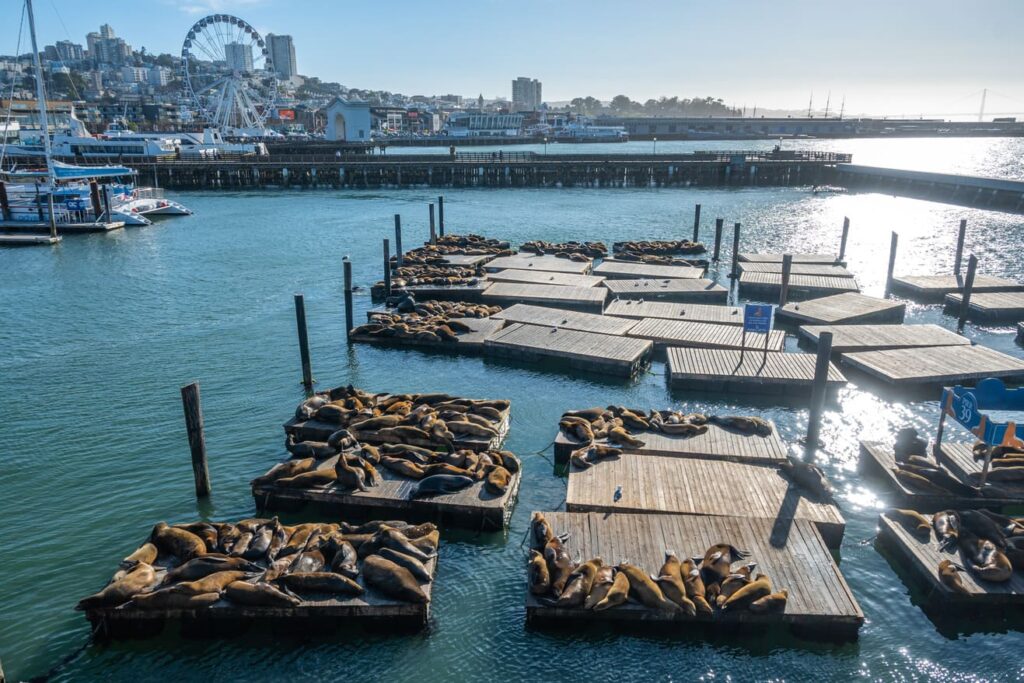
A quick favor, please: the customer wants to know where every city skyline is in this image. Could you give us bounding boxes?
[3,0,1023,116]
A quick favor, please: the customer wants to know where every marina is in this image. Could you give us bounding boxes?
[775,292,906,325]
[602,277,728,303]
[667,347,847,395]
[840,344,1024,387]
[798,324,971,354]
[483,323,652,377]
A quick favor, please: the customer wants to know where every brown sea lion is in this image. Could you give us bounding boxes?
[151,522,206,562]
[164,556,262,583]
[957,510,1007,548]
[583,565,616,609]
[494,451,521,474]
[545,536,576,594]
[173,522,220,551]
[445,420,499,438]
[528,549,552,596]
[486,466,513,494]
[275,469,338,489]
[132,589,221,610]
[557,558,603,607]
[225,580,301,607]
[608,426,645,448]
[721,574,772,611]
[363,555,429,603]
[593,569,629,611]
[700,544,750,584]
[378,548,432,582]
[933,511,959,547]
[377,425,433,442]
[76,563,158,610]
[656,553,697,616]
[531,512,555,550]
[420,463,473,478]
[349,414,402,431]
[658,422,708,437]
[322,537,359,579]
[708,415,773,436]
[937,560,970,594]
[564,407,608,422]
[559,417,594,444]
[167,570,249,596]
[336,455,369,492]
[716,563,757,607]
[888,509,933,537]
[618,563,679,611]
[780,459,833,500]
[279,524,318,556]
[278,572,364,595]
[376,528,436,562]
[285,435,337,459]
[958,529,1013,582]
[243,522,275,560]
[120,542,158,569]
[381,457,427,479]
[409,529,440,555]
[680,558,713,616]
[749,590,789,614]
[893,468,949,494]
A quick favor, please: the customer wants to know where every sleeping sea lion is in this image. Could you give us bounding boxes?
[225,580,300,607]
[486,466,512,494]
[893,468,949,494]
[608,426,645,448]
[721,574,772,611]
[887,509,933,537]
[164,556,262,583]
[658,422,708,436]
[618,563,679,612]
[76,563,158,610]
[593,569,629,611]
[120,542,158,569]
[151,522,206,562]
[564,408,608,422]
[251,458,315,487]
[445,420,499,438]
[375,528,436,562]
[243,522,275,560]
[708,415,773,436]
[680,558,713,616]
[556,558,603,607]
[937,560,970,594]
[545,536,575,594]
[958,530,1013,582]
[173,523,220,551]
[382,457,427,479]
[378,548,432,582]
[933,511,959,547]
[898,463,979,497]
[349,414,402,431]
[278,572,365,595]
[715,563,757,607]
[132,589,221,610]
[749,590,788,614]
[493,451,521,474]
[699,544,750,584]
[779,459,833,500]
[166,570,249,596]
[583,565,616,609]
[409,474,475,499]
[656,553,696,616]
[957,510,1007,548]
[323,537,359,579]
[285,435,337,459]
[275,467,338,488]
[362,555,429,603]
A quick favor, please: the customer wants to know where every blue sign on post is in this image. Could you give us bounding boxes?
[743,303,773,333]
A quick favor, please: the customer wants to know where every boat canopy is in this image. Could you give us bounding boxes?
[2,160,135,181]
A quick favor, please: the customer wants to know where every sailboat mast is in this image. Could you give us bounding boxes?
[25,0,54,186]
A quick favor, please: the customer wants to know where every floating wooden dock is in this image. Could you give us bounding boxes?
[592,260,704,280]
[841,344,1024,387]
[565,455,846,548]
[526,512,863,638]
[394,283,489,303]
[603,278,728,303]
[944,291,1024,324]
[0,220,125,233]
[798,324,971,354]
[491,303,635,335]
[776,293,906,326]
[877,511,1024,605]
[351,317,506,353]
[738,272,859,300]
[604,299,743,325]
[485,269,605,288]
[0,233,61,246]
[627,318,786,352]
[484,323,652,377]
[436,253,495,268]
[667,347,847,395]
[254,454,519,530]
[481,282,607,312]
[890,274,1024,303]
[737,261,854,278]
[738,253,839,264]
[483,254,593,274]
[553,420,788,465]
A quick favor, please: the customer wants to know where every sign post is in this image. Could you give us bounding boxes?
[743,303,774,363]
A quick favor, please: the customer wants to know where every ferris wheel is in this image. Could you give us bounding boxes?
[180,14,278,131]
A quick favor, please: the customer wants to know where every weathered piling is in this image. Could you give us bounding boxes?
[805,331,834,454]
[438,196,445,236]
[885,232,899,294]
[294,294,313,390]
[954,219,967,276]
[383,239,392,298]
[779,254,793,306]
[428,203,436,244]
[0,180,11,220]
[343,257,354,344]
[692,203,701,242]
[958,254,978,332]
[730,222,741,279]
[88,180,101,219]
[839,217,850,262]
[180,382,211,497]
[713,218,724,261]
[394,215,403,267]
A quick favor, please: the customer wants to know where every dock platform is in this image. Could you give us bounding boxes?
[890,274,1024,303]
[481,282,607,312]
[841,344,1024,387]
[0,220,125,233]
[484,323,652,377]
[944,291,1024,324]
[565,455,846,548]
[604,299,743,325]
[490,303,635,336]
[738,272,859,300]
[486,269,605,288]
[738,253,839,264]
[627,318,786,352]
[351,317,505,354]
[394,283,489,303]
[525,512,863,638]
[776,293,906,326]
[798,324,970,354]
[0,233,61,246]
[483,254,593,274]
[592,260,704,280]
[436,253,495,268]
[667,347,847,396]
[738,261,854,278]
[603,278,728,303]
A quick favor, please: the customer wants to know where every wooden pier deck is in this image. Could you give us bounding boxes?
[490,303,635,335]
[739,253,839,264]
[253,453,519,530]
[0,220,125,233]
[592,260,704,280]
[877,511,1024,605]
[667,348,847,395]
[890,274,1024,302]
[604,299,743,325]
[553,420,788,465]
[798,324,971,354]
[603,278,729,303]
[738,272,860,300]
[394,283,489,303]
[737,261,854,278]
[565,455,846,548]
[484,323,652,377]
[0,233,61,246]
[483,254,593,274]
[627,318,786,352]
[436,253,495,268]
[481,282,607,312]
[944,291,1024,324]
[351,317,506,354]
[841,344,1024,387]
[526,512,863,638]
[776,293,906,326]
[485,269,605,288]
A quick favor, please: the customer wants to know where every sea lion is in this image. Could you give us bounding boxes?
[314,403,346,423]
[656,553,697,616]
[933,510,959,547]
[614,407,650,430]
[409,474,475,499]
[556,558,603,607]
[708,415,773,436]
[570,444,622,470]
[278,572,365,596]
[296,394,328,420]
[164,556,262,583]
[76,563,158,610]
[958,529,1013,582]
[530,512,555,550]
[225,580,301,607]
[290,546,327,574]
[362,555,429,603]
[700,544,750,584]
[445,420,499,438]
[349,414,402,431]
[564,407,609,422]
[167,570,249,596]
[593,568,629,611]
[336,455,369,492]
[408,529,439,555]
[132,589,221,610]
[780,459,833,500]
[243,522,275,560]
[898,463,979,497]
[382,457,427,479]
[151,522,206,562]
[894,427,928,461]
[888,509,933,537]
[339,520,410,534]
[957,510,1007,548]
[174,522,220,551]
[374,528,436,562]
[749,590,789,614]
[251,458,316,487]
[982,467,1024,482]
[545,536,575,594]
[893,468,949,494]
[937,560,970,594]
[583,565,616,609]
[378,548,432,582]
[607,426,645,448]
[421,463,473,478]
[486,466,512,495]
[120,542,158,569]
[658,422,708,437]
[559,417,594,444]
[377,425,432,442]
[716,563,757,607]
[285,435,337,459]
[618,563,679,612]
[275,469,338,489]
[680,558,713,616]
[323,537,360,579]
[722,574,772,611]
[279,524,318,556]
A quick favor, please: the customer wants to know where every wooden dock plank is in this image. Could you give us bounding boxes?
[396,283,489,303]
[603,278,728,303]
[437,253,495,268]
[526,512,863,635]
[486,269,605,288]
[738,271,859,300]
[841,344,1024,386]
[776,293,906,326]
[484,322,652,377]
[739,253,838,264]
[481,282,607,312]
[667,347,847,395]
[483,253,593,274]
[604,299,743,326]
[564,456,845,548]
[738,261,854,278]
[890,274,1024,302]
[490,303,635,335]
[352,317,506,353]
[628,318,786,352]
[592,260,704,280]
[798,324,971,354]
[944,291,1024,324]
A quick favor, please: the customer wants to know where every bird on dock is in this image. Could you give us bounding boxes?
[614,485,622,502]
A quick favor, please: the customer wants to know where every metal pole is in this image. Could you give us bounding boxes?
[712,218,724,261]
[730,222,741,279]
[885,231,898,295]
[838,216,850,262]
[692,203,701,242]
[343,257,354,344]
[438,196,445,236]
[428,203,436,244]
[779,254,793,307]
[957,254,978,332]
[394,214,403,267]
[0,180,10,221]
[954,218,967,277]
[805,331,834,454]
[383,238,392,298]
[180,382,211,497]
[294,294,313,391]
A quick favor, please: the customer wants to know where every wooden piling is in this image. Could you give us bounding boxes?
[394,215,404,267]
[429,204,436,245]
[692,203,701,242]
[89,180,102,219]
[958,254,978,332]
[885,232,899,294]
[101,185,112,221]
[180,382,211,497]
[839,217,850,262]
[779,254,793,306]
[294,294,313,390]
[954,219,967,277]
[0,180,10,221]
[730,222,741,279]
[383,238,392,298]
[343,257,354,344]
[713,218,724,261]
[438,196,445,236]
[805,331,834,454]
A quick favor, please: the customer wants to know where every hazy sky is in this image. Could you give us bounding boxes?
[7,0,1024,116]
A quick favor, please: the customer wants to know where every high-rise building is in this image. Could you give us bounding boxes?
[85,32,100,57]
[55,41,85,62]
[99,24,116,39]
[511,76,542,111]
[266,34,297,79]
[225,42,254,72]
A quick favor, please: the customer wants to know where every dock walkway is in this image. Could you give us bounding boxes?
[485,269,605,288]
[667,347,847,395]
[483,254,593,274]
[944,291,1024,324]
[481,282,607,312]
[890,274,1024,302]
[603,278,728,303]
[739,253,839,264]
[776,293,906,325]
[484,323,652,377]
[841,344,1024,387]
[628,318,786,352]
[738,272,859,300]
[798,324,970,354]
[738,261,853,278]
[490,303,634,335]
[592,260,704,280]
[604,299,743,325]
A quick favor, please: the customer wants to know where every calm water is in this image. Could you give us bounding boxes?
[3,139,1024,682]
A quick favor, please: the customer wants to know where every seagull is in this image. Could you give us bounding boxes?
[614,485,623,502]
